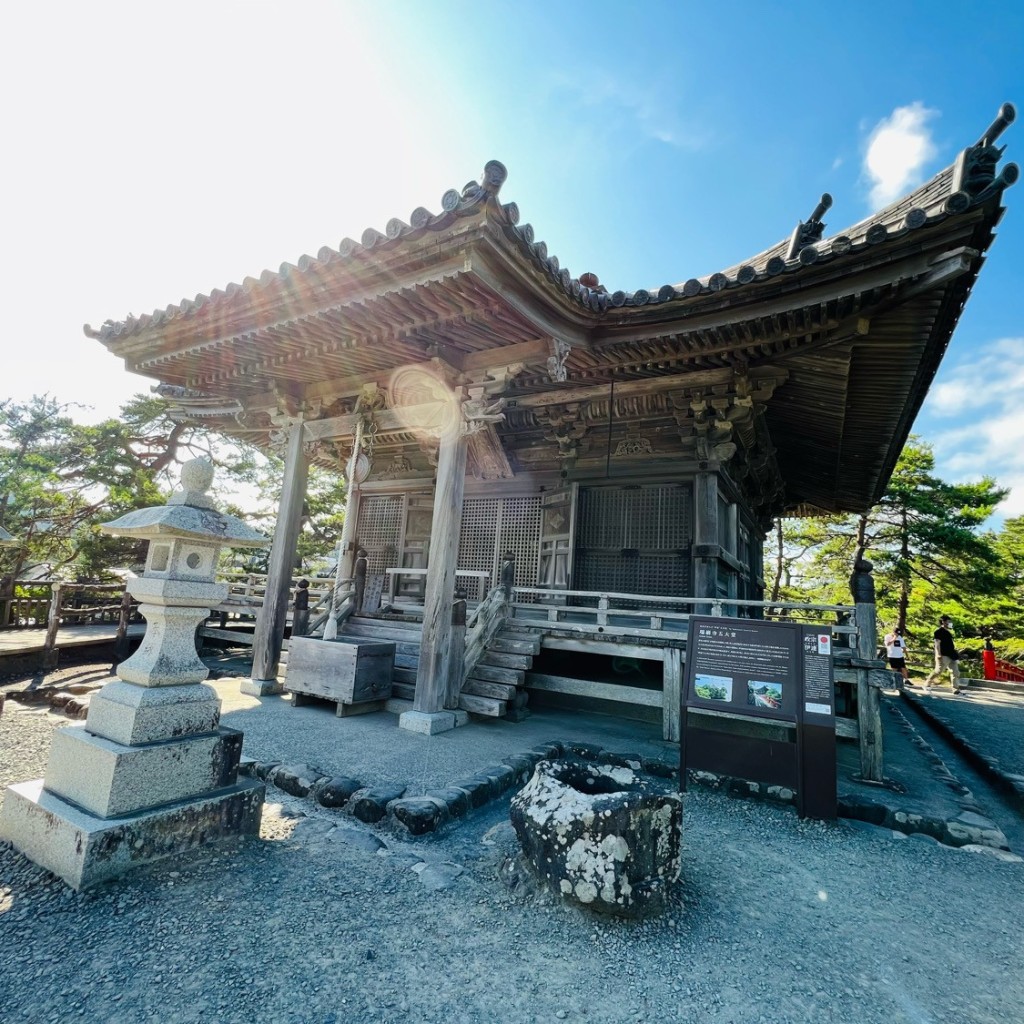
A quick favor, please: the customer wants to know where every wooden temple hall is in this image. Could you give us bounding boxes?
[88,104,1017,739]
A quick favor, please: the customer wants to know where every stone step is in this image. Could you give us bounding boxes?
[496,625,541,638]
[384,697,414,716]
[458,693,506,717]
[463,678,518,702]
[488,636,541,656]
[391,682,416,702]
[349,615,423,632]
[481,651,533,671]
[470,663,525,686]
[344,614,423,638]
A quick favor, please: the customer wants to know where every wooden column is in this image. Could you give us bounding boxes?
[324,416,363,641]
[663,646,682,742]
[248,421,309,692]
[693,472,719,611]
[412,429,468,716]
[851,559,884,782]
[445,598,467,709]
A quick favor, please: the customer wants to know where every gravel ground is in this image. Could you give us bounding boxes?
[2,697,1024,1024]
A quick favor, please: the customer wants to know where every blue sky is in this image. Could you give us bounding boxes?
[3,0,1022,514]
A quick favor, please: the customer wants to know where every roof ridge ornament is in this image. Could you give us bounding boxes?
[786,193,833,260]
[953,102,1017,201]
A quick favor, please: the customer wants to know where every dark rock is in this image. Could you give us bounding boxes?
[597,750,643,770]
[426,787,471,818]
[253,761,280,782]
[316,776,363,809]
[65,697,90,719]
[503,708,531,723]
[641,757,679,779]
[270,763,326,798]
[727,777,759,799]
[50,691,74,709]
[451,776,495,809]
[391,798,445,836]
[838,795,889,826]
[502,754,537,782]
[510,759,682,918]
[478,763,518,792]
[352,785,407,824]
[530,742,564,760]
[237,757,257,778]
[565,742,603,760]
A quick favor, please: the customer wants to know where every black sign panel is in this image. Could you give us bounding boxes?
[681,617,836,820]
[688,618,800,722]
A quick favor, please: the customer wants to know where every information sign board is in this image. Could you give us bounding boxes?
[681,616,836,819]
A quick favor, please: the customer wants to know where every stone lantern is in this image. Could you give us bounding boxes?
[0,459,270,889]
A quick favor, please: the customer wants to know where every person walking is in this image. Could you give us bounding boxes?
[884,626,912,685]
[924,615,964,694]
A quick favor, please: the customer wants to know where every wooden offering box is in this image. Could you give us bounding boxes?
[285,637,394,712]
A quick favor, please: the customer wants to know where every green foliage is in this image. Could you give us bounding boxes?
[768,437,1010,671]
[0,393,326,582]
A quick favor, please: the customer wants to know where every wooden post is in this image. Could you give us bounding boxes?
[663,646,682,742]
[0,574,13,628]
[353,549,368,614]
[413,429,468,715]
[851,558,884,783]
[112,587,133,668]
[42,583,63,671]
[445,598,467,709]
[693,471,719,613]
[249,421,309,691]
[324,416,364,640]
[500,551,516,599]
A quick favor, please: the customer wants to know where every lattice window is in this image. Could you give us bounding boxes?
[355,495,404,575]
[458,499,501,579]
[575,484,692,600]
[498,497,543,587]
[458,496,542,590]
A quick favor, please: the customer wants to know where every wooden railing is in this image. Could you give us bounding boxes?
[309,579,356,637]
[509,587,859,642]
[462,583,511,684]
[0,580,139,630]
[215,572,331,617]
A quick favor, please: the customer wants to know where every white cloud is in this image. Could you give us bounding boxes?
[923,338,1024,518]
[547,69,706,152]
[863,102,939,209]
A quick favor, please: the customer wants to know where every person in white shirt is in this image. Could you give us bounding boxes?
[884,626,912,685]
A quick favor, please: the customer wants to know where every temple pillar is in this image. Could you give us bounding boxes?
[400,428,468,734]
[693,471,719,612]
[245,420,309,694]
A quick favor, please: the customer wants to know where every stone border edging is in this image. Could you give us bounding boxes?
[901,690,1024,814]
[239,742,680,837]
[242,727,1008,850]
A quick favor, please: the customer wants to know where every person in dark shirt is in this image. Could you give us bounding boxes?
[924,615,963,694]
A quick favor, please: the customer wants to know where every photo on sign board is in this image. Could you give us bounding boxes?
[694,673,733,701]
[747,680,783,709]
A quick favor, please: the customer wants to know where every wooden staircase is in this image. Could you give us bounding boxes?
[337,615,539,720]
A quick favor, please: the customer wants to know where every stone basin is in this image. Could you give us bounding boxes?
[510,759,682,917]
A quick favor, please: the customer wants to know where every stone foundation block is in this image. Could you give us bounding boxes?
[85,681,221,746]
[0,777,264,890]
[240,678,284,697]
[44,726,242,819]
[398,710,456,735]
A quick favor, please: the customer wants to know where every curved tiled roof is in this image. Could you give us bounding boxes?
[86,105,1018,344]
